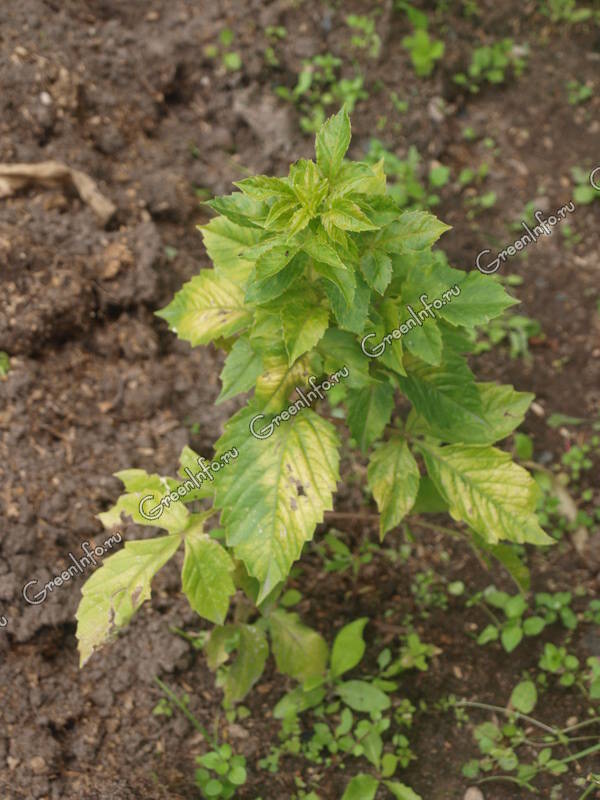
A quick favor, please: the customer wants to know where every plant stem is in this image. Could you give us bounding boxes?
[154,677,214,745]
[476,775,537,793]
[455,700,558,735]
[561,717,600,734]
[555,741,600,766]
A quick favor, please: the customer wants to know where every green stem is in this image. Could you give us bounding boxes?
[476,775,537,793]
[555,741,600,766]
[154,677,214,745]
[455,700,558,735]
[561,717,600,734]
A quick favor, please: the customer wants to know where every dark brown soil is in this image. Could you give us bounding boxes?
[0,1,599,799]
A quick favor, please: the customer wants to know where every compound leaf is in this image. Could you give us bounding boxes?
[76,535,182,666]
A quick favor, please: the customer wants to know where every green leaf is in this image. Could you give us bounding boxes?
[322,198,379,233]
[419,442,554,546]
[347,383,395,452]
[217,338,263,404]
[255,242,301,281]
[330,618,368,678]
[501,621,523,653]
[341,774,379,800]
[217,623,269,707]
[291,159,329,215]
[336,680,391,712]
[269,609,328,682]
[377,211,451,253]
[198,217,263,283]
[397,353,488,443]
[314,259,356,308]
[523,616,546,636]
[76,535,182,665]
[234,175,295,201]
[181,528,236,624]
[315,107,351,180]
[282,302,329,364]
[245,251,307,304]
[360,249,392,294]
[384,782,423,800]
[318,329,373,388]
[325,272,370,334]
[439,272,519,329]
[273,685,326,719]
[157,272,251,346]
[367,438,420,538]
[510,680,537,714]
[206,193,268,228]
[331,159,386,198]
[477,624,499,645]
[216,410,340,601]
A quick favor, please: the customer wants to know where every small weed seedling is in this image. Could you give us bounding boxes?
[541,0,593,22]
[572,166,600,204]
[566,80,593,105]
[402,28,445,76]
[454,40,527,92]
[346,14,382,59]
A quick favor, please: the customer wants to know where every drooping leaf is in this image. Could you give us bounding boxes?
[216,623,269,707]
[360,248,392,294]
[324,272,370,334]
[181,528,236,624]
[368,438,420,538]
[216,410,340,601]
[217,338,263,404]
[269,609,328,682]
[157,272,251,346]
[347,382,395,452]
[330,618,368,679]
[281,302,329,364]
[315,106,351,179]
[318,328,374,388]
[419,442,554,546]
[76,535,182,665]
[397,353,488,444]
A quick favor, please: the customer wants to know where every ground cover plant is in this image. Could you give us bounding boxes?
[74,108,561,797]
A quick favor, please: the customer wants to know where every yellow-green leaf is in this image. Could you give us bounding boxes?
[368,438,420,538]
[157,271,251,346]
[76,535,182,666]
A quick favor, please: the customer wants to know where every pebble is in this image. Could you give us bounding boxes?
[30,756,47,775]
[464,789,485,800]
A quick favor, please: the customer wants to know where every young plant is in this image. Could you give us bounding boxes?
[402,28,445,76]
[454,40,527,92]
[76,110,551,726]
